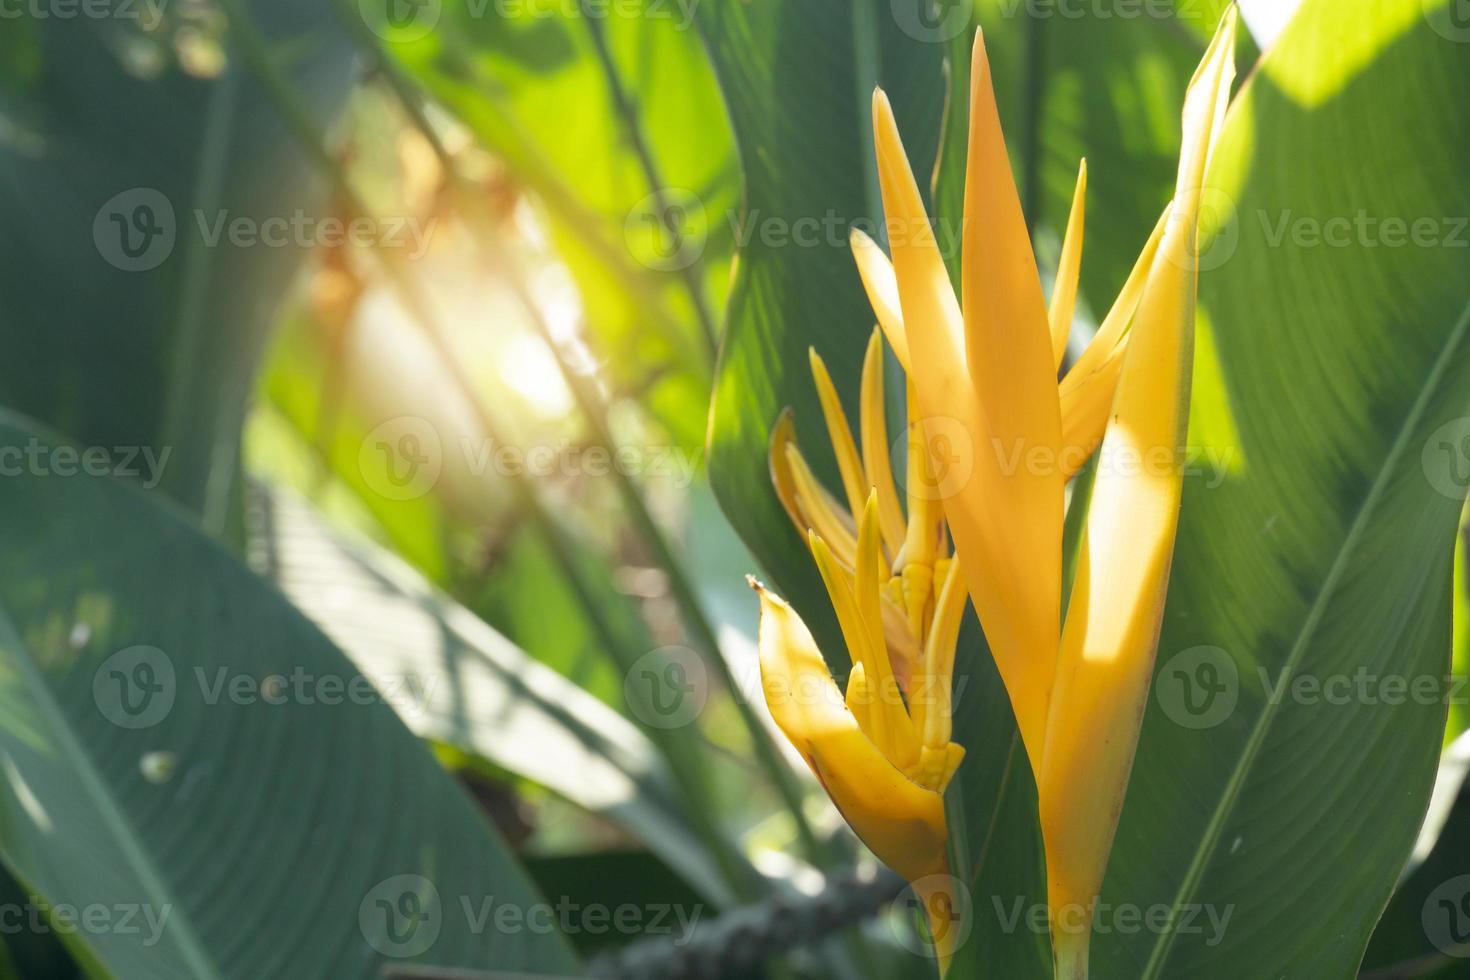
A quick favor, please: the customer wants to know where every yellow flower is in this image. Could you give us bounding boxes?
[860,9,1238,979]
[753,331,969,966]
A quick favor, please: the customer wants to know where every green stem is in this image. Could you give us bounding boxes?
[1053,928,1091,980]
[577,2,720,359]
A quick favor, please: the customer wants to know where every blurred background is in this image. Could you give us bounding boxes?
[8,0,1470,978]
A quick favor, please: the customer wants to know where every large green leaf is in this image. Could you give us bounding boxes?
[0,414,577,978]
[247,482,738,906]
[0,8,355,531]
[1096,1,1470,975]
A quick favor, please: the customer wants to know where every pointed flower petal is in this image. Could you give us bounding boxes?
[851,228,913,372]
[1049,160,1087,370]
[1040,10,1238,970]
[861,329,907,556]
[874,38,1061,763]
[810,349,871,523]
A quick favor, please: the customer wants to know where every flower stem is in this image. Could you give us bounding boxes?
[1053,929,1092,980]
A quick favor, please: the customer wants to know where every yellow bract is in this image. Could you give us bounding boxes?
[755,328,971,969]
[750,9,1237,975]
[860,10,1238,979]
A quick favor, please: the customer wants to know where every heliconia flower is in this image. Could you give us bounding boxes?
[753,332,970,968]
[860,8,1238,979]
[768,329,959,689]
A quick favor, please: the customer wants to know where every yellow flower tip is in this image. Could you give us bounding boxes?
[872,86,892,125]
[969,24,993,86]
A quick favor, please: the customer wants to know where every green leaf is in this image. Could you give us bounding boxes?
[1098,1,1470,975]
[0,8,356,531]
[248,482,739,906]
[0,413,577,978]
